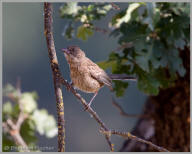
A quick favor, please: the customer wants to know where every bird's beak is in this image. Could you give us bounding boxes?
[61,48,70,54]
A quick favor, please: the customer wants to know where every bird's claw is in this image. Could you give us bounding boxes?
[66,81,73,91]
[84,104,90,111]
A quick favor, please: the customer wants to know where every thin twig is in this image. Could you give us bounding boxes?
[110,3,120,10]
[109,74,137,81]
[100,129,170,152]
[16,113,28,130]
[115,42,133,51]
[15,78,28,130]
[83,23,109,35]
[3,118,29,152]
[44,2,65,152]
[112,98,149,118]
[94,26,109,34]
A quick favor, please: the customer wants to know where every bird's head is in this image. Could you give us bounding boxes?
[61,46,86,63]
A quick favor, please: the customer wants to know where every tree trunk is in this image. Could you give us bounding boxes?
[120,46,190,152]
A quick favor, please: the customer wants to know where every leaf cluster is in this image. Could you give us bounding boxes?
[60,2,189,96]
[60,2,112,40]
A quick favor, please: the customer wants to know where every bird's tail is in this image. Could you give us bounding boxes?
[108,74,137,81]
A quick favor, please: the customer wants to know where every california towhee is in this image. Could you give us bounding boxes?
[62,46,135,110]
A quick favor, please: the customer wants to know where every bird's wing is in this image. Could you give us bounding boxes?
[87,59,113,90]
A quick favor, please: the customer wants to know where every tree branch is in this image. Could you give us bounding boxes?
[59,78,114,151]
[93,26,109,34]
[110,3,120,10]
[3,117,29,152]
[115,42,133,51]
[60,76,169,152]
[44,2,65,152]
[100,129,169,152]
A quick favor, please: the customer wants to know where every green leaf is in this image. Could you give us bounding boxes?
[87,4,94,12]
[97,60,116,70]
[174,38,186,50]
[64,23,75,39]
[135,55,149,72]
[133,37,148,53]
[146,2,155,17]
[153,8,160,25]
[76,26,93,41]
[142,16,154,31]
[137,75,160,95]
[153,68,175,89]
[20,119,37,145]
[58,2,189,96]
[135,66,160,95]
[3,134,16,152]
[168,49,186,77]
[12,103,20,118]
[119,22,147,44]
[113,80,129,97]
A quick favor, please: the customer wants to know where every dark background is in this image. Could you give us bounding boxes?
[3,3,147,151]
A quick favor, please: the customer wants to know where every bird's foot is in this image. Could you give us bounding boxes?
[84,104,91,111]
[66,81,73,91]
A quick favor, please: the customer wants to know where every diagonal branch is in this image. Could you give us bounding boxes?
[100,129,169,152]
[3,117,29,152]
[60,76,169,152]
[44,2,65,152]
[59,77,114,151]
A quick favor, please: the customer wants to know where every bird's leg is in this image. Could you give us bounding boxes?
[84,92,98,111]
[66,81,74,91]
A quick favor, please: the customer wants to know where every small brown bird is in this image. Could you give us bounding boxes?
[62,46,135,110]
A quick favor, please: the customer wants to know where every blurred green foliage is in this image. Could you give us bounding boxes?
[2,84,57,152]
[60,2,189,96]
[60,2,112,40]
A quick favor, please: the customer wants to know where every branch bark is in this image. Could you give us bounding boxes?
[59,78,114,151]
[100,129,169,152]
[60,77,169,152]
[110,3,120,10]
[44,2,65,152]
[3,117,29,152]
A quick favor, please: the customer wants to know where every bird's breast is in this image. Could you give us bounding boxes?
[69,64,102,93]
